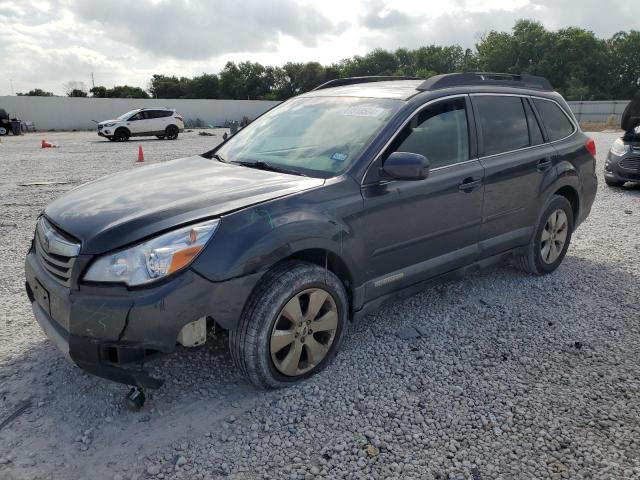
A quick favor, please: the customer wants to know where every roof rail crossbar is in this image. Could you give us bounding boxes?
[417,72,553,92]
[313,76,419,91]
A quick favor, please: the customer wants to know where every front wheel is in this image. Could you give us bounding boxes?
[513,195,574,275]
[114,128,130,142]
[229,261,348,389]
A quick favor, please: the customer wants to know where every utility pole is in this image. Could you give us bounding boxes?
[90,72,95,89]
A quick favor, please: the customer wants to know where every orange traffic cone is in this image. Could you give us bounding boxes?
[137,145,144,162]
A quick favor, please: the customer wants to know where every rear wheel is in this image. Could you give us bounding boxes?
[114,128,130,142]
[230,261,348,389]
[165,125,179,140]
[513,195,574,275]
[605,177,625,187]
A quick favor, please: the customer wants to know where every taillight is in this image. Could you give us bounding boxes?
[585,137,596,157]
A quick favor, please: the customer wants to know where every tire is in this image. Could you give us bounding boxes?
[156,135,165,140]
[513,195,574,275]
[114,128,130,142]
[605,177,625,187]
[230,261,349,389]
[165,125,179,140]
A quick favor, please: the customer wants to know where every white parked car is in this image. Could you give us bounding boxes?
[97,108,185,141]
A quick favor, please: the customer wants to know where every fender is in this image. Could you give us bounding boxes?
[542,160,580,210]
[191,179,364,286]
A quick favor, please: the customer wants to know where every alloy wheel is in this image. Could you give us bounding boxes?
[270,288,338,377]
[540,208,568,264]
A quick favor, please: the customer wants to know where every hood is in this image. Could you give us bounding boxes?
[621,91,640,133]
[99,119,120,125]
[44,156,324,254]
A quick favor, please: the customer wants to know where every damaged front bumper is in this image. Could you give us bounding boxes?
[605,152,640,183]
[24,248,260,389]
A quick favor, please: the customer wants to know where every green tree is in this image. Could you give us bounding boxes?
[149,75,185,98]
[63,81,88,97]
[68,89,87,97]
[90,86,108,98]
[17,88,54,96]
[477,31,518,73]
[184,73,219,98]
[219,61,271,99]
[107,85,149,98]
[608,31,640,99]
[139,21,640,102]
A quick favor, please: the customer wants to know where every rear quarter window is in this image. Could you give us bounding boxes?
[473,95,529,156]
[533,99,575,142]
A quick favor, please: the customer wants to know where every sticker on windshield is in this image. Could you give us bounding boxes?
[342,106,386,118]
[331,152,348,162]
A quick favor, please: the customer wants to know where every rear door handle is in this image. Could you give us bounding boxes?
[458,177,482,192]
[537,158,552,171]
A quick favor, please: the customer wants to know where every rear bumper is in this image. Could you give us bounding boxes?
[576,169,597,229]
[25,248,261,388]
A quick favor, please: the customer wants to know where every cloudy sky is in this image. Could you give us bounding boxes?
[0,0,637,95]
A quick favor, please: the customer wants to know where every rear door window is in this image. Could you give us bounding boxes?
[473,95,529,156]
[532,99,575,141]
[523,99,544,146]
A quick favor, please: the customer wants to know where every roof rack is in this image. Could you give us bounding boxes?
[417,72,553,91]
[313,76,419,91]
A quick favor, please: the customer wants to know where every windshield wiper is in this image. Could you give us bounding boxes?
[211,153,227,163]
[232,160,307,177]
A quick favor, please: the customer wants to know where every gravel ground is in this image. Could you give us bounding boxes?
[0,130,639,480]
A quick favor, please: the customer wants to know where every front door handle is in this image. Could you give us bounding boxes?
[458,177,482,192]
[537,158,552,171]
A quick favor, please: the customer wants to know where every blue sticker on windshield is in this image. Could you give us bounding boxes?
[331,152,348,162]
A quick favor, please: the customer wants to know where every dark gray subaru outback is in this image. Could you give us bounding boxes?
[25,73,597,397]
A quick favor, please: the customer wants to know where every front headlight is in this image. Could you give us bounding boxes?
[610,138,629,156]
[103,122,116,127]
[84,219,219,286]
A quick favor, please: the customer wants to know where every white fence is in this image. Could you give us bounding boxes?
[0,96,280,131]
[0,96,630,131]
[567,100,630,124]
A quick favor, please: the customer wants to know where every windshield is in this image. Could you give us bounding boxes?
[214,96,402,177]
[117,109,140,120]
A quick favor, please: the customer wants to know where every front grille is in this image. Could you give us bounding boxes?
[34,218,80,287]
[620,156,640,172]
[97,124,103,130]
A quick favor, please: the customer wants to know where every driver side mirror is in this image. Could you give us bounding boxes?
[381,152,430,180]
